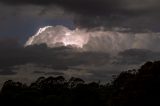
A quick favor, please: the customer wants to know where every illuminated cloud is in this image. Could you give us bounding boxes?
[25,25,160,53]
[25,25,89,48]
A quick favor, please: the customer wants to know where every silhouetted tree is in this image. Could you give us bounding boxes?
[68,77,85,88]
[1,61,160,106]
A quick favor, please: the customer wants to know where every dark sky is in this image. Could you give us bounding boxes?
[0,0,160,44]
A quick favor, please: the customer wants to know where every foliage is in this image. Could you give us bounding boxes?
[1,61,160,106]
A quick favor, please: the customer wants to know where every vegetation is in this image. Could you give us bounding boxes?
[1,61,160,106]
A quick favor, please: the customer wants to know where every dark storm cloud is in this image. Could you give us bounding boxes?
[115,49,160,65]
[1,0,159,14]
[0,37,20,48]
[1,44,160,72]
[0,0,160,31]
[0,44,160,71]
[44,72,64,75]
[1,44,160,83]
[0,0,120,15]
[0,68,17,75]
[0,44,110,70]
[33,71,64,76]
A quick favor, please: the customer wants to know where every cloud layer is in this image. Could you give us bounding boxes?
[25,25,160,53]
[0,29,160,87]
[0,44,160,86]
[0,0,160,31]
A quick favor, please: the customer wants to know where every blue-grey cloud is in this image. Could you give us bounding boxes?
[0,0,159,31]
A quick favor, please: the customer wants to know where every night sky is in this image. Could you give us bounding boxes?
[0,0,160,86]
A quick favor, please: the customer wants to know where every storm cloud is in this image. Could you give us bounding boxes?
[25,25,160,53]
[0,43,160,85]
[0,0,160,31]
[0,0,160,87]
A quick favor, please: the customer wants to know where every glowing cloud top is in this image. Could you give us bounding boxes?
[25,25,89,48]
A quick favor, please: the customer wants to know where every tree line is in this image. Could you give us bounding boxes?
[1,61,160,106]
